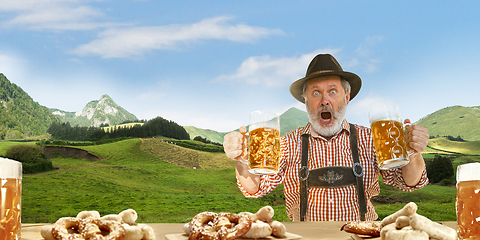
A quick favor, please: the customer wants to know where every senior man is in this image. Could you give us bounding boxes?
[223,54,429,221]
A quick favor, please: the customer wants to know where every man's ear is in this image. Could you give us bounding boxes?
[345,92,351,104]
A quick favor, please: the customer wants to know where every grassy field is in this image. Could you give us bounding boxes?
[19,138,286,223]
[2,137,478,223]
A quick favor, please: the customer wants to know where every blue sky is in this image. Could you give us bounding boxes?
[1,0,479,132]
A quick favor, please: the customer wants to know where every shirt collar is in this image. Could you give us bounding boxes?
[303,119,351,140]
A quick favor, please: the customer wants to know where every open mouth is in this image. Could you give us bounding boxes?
[320,111,333,125]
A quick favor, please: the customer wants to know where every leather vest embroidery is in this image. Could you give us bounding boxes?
[318,170,344,184]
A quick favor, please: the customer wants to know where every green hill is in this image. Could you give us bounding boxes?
[427,137,480,155]
[185,107,309,143]
[0,73,60,139]
[184,126,228,144]
[279,107,309,136]
[416,105,480,141]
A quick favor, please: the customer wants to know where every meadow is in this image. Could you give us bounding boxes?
[2,137,479,223]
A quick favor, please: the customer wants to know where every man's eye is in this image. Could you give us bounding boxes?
[330,90,337,94]
[313,92,320,96]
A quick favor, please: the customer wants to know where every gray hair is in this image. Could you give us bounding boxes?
[301,77,351,101]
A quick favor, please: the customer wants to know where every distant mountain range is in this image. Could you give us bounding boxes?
[49,94,138,127]
[1,73,479,142]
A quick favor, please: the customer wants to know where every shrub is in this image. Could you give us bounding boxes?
[426,155,454,184]
[4,144,54,174]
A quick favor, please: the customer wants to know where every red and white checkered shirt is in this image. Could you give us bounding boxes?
[237,120,428,221]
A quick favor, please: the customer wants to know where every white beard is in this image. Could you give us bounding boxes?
[306,98,348,138]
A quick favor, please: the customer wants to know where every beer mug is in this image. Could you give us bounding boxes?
[368,105,409,170]
[456,163,480,239]
[245,111,280,175]
[0,158,22,240]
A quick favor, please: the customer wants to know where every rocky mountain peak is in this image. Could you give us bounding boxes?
[52,94,138,127]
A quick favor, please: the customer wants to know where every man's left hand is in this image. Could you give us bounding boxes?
[404,119,429,154]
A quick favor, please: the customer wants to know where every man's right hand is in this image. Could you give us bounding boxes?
[224,126,261,194]
[223,126,248,161]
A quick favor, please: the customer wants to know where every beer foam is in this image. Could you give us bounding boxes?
[368,105,402,124]
[248,112,280,132]
[457,163,480,182]
[0,158,22,179]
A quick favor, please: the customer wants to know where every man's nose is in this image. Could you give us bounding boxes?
[320,96,330,106]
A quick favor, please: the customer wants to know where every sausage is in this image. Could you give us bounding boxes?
[409,214,457,240]
[381,202,417,227]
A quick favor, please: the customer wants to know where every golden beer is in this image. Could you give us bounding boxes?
[248,127,280,175]
[0,178,22,240]
[0,158,22,240]
[457,163,480,240]
[370,120,408,170]
[457,180,480,239]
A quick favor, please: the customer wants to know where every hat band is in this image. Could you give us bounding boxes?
[308,70,334,76]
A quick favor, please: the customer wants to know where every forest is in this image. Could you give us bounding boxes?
[47,116,190,141]
[0,73,60,139]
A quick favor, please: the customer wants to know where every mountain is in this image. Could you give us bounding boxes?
[415,105,480,141]
[0,73,60,139]
[279,107,310,136]
[185,107,310,143]
[50,94,138,127]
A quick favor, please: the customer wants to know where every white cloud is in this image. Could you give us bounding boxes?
[344,35,384,73]
[213,48,341,87]
[70,16,284,58]
[0,0,125,30]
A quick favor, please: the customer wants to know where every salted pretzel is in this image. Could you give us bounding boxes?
[340,221,381,237]
[51,217,125,240]
[215,213,252,239]
[187,211,252,240]
[52,217,84,240]
[80,217,125,240]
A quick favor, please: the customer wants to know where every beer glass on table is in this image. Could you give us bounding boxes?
[245,111,280,175]
[456,163,480,240]
[368,105,410,170]
[0,158,22,240]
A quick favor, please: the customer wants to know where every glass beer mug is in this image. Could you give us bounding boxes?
[369,105,410,170]
[0,158,22,240]
[456,163,480,240]
[244,111,280,175]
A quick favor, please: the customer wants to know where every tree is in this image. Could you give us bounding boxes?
[426,155,454,184]
[4,144,54,174]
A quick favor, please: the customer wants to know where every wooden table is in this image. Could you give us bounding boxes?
[21,222,458,240]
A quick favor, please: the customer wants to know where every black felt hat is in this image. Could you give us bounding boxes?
[289,54,362,103]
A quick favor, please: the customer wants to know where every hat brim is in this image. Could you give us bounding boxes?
[289,71,362,103]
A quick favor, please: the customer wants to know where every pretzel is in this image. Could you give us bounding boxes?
[216,212,252,240]
[52,217,84,240]
[188,211,218,240]
[80,217,125,240]
[340,221,381,237]
[187,211,252,240]
[46,209,150,240]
